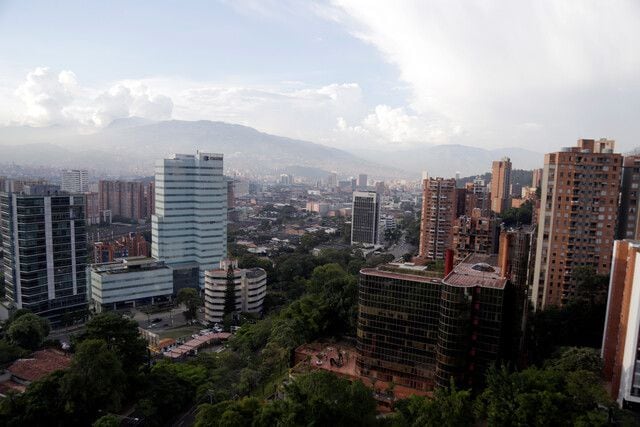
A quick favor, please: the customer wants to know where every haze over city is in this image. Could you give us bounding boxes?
[2,2,640,426]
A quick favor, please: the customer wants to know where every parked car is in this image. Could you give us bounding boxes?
[152,317,162,323]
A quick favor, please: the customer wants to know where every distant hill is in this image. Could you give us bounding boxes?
[0,119,402,179]
[0,118,544,178]
[355,145,544,177]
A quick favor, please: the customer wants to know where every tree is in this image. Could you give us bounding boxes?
[282,371,377,426]
[393,380,474,427]
[92,414,120,427]
[7,313,50,351]
[0,339,29,365]
[81,313,148,378]
[61,339,126,425]
[177,287,203,321]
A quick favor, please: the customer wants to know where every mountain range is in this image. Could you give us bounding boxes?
[0,119,544,179]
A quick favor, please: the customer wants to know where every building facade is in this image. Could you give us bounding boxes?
[419,178,457,260]
[617,156,640,240]
[61,169,88,193]
[351,191,381,246]
[490,157,512,214]
[152,152,227,289]
[99,180,146,222]
[0,192,87,325]
[94,232,150,263]
[532,139,622,310]
[204,259,267,323]
[602,240,640,406]
[357,254,518,391]
[452,211,499,264]
[88,257,173,313]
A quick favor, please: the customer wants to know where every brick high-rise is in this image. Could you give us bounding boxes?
[99,180,146,222]
[452,209,499,264]
[419,178,457,260]
[531,139,622,310]
[491,157,512,214]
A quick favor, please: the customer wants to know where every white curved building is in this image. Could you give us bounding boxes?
[204,259,267,323]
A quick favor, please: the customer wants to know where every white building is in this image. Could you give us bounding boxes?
[152,152,227,289]
[88,257,173,312]
[204,259,267,323]
[351,191,381,246]
[61,169,88,193]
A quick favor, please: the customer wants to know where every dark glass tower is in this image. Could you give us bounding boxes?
[1,192,87,326]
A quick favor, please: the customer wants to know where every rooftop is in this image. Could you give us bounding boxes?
[443,253,507,289]
[8,349,72,383]
[91,257,169,275]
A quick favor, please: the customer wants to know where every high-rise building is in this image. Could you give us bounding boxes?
[419,178,457,260]
[357,254,520,391]
[144,181,155,219]
[617,156,640,240]
[0,191,87,325]
[601,240,640,406]
[99,180,146,222]
[358,173,368,190]
[351,191,381,246]
[204,259,267,323]
[61,169,88,193]
[491,157,512,214]
[85,191,101,225]
[327,172,338,189]
[452,210,499,264]
[152,152,227,289]
[497,225,537,361]
[532,168,543,188]
[464,177,490,217]
[532,139,622,310]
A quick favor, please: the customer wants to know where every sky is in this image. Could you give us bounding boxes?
[0,0,639,153]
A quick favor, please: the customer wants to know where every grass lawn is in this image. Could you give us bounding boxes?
[159,325,202,340]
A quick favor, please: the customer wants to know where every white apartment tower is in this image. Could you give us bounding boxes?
[61,169,88,193]
[152,152,227,289]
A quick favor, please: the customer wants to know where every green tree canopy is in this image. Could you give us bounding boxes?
[6,312,50,351]
[178,287,203,321]
[81,313,148,377]
[61,339,127,424]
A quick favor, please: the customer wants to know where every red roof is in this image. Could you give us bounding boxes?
[8,349,72,382]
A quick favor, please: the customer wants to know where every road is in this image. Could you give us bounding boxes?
[387,236,416,261]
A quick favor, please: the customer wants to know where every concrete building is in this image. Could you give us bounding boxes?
[152,152,227,290]
[452,210,499,264]
[491,157,512,214]
[357,253,521,391]
[88,257,173,312]
[0,191,87,326]
[203,259,267,323]
[532,139,622,310]
[532,168,543,188]
[85,191,101,225]
[617,156,640,240]
[327,172,338,189]
[351,191,381,246]
[419,177,457,260]
[358,174,368,190]
[98,180,146,222]
[61,169,88,193]
[602,240,640,406]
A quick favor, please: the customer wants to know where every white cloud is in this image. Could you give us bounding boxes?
[10,68,173,128]
[14,67,78,126]
[322,0,640,150]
